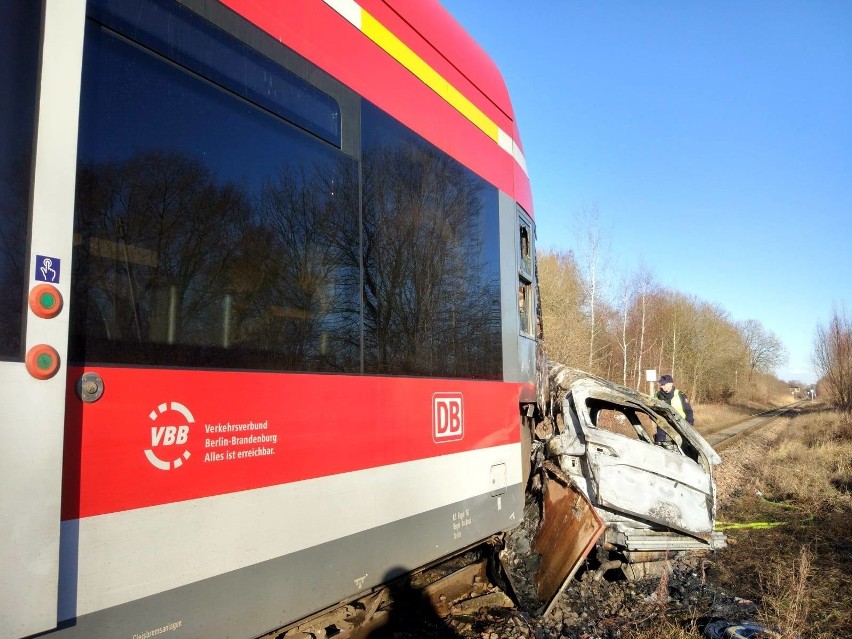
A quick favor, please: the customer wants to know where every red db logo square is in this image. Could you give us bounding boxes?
[433,393,464,443]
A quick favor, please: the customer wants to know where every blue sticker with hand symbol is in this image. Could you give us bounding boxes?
[36,255,60,283]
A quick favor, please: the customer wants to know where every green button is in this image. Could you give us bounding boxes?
[39,292,56,309]
[37,353,54,370]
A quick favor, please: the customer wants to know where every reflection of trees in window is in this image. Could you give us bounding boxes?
[362,108,502,379]
[73,151,250,363]
[246,158,360,372]
[71,150,360,373]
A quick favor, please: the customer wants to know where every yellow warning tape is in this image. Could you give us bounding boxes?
[714,521,787,531]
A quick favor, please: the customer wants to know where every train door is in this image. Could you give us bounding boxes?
[0,1,86,636]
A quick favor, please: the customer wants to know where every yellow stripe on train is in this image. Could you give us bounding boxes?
[323,0,523,173]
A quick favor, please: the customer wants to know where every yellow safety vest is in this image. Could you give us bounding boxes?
[670,389,687,420]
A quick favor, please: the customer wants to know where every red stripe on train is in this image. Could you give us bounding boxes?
[61,366,522,519]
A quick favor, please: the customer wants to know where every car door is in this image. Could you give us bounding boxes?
[569,380,716,540]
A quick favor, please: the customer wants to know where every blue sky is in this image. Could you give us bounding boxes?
[442,0,852,384]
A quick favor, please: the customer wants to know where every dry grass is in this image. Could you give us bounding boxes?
[629,618,702,639]
[736,410,852,513]
[760,546,812,638]
[693,396,801,438]
[694,402,766,436]
[709,407,852,639]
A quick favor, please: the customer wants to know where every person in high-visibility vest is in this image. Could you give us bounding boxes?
[655,374,694,443]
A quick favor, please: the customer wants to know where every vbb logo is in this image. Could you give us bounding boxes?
[432,393,464,443]
[145,401,193,470]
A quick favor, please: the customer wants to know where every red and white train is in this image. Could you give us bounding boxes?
[1,0,538,637]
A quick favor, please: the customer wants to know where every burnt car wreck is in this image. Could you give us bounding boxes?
[502,363,726,613]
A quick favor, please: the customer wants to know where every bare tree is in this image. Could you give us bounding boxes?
[616,273,631,386]
[739,319,787,382]
[813,306,852,413]
[537,249,588,367]
[684,302,743,403]
[630,264,655,391]
[575,206,609,373]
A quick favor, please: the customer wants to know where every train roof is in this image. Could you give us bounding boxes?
[382,0,515,122]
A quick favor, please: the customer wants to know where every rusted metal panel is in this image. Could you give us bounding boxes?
[531,469,605,616]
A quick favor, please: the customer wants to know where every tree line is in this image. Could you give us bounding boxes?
[537,245,790,404]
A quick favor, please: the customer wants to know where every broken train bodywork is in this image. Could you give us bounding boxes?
[505,362,726,604]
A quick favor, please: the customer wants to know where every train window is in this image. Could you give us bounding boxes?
[519,280,533,335]
[519,221,532,277]
[70,5,360,372]
[87,0,341,147]
[517,216,534,337]
[361,102,503,379]
[0,0,41,361]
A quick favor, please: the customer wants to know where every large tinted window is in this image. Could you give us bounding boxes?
[71,3,360,372]
[361,103,502,379]
[72,0,503,380]
[0,0,42,360]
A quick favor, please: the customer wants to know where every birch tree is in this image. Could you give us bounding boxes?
[575,206,609,373]
[631,265,655,391]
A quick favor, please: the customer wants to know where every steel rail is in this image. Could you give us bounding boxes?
[706,401,807,451]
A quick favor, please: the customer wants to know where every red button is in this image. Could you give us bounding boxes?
[26,344,61,380]
[29,283,63,319]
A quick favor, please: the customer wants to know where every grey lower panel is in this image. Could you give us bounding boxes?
[40,484,523,639]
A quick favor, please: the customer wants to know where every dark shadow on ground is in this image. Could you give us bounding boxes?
[363,568,461,639]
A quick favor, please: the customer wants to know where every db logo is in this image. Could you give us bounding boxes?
[144,401,193,470]
[432,393,464,443]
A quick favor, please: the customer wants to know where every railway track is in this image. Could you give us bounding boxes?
[703,401,807,451]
